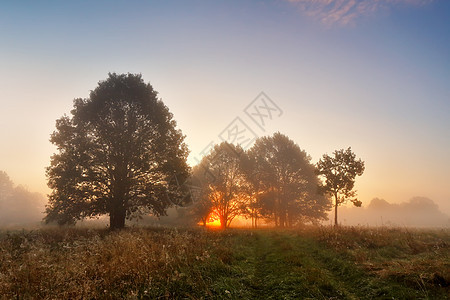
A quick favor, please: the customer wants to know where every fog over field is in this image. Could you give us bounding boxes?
[0,171,45,227]
[336,197,449,228]
[1,1,449,229]
[1,169,448,228]
[1,2,450,299]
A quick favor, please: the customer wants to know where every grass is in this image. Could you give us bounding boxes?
[0,226,448,299]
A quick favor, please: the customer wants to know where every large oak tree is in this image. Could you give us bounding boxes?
[45,73,189,229]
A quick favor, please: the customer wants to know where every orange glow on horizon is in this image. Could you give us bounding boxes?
[205,209,222,228]
[205,218,222,228]
[198,212,255,228]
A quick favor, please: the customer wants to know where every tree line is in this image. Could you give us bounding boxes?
[45,73,364,229]
[188,136,327,228]
[187,137,364,229]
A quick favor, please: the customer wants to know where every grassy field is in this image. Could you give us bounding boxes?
[0,226,448,299]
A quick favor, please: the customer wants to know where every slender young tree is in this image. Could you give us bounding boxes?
[45,73,190,229]
[316,147,365,227]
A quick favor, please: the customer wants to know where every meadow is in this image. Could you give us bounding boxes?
[0,226,448,299]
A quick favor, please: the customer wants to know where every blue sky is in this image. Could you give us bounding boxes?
[1,0,449,214]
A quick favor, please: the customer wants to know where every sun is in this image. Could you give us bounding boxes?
[205,218,222,228]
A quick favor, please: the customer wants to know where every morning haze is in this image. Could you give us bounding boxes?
[0,1,449,298]
[1,0,448,225]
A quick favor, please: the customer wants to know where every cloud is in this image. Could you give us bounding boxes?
[287,0,433,26]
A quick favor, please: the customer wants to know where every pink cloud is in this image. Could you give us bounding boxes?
[287,0,433,26]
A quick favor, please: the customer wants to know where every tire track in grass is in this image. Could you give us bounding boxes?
[259,231,357,299]
[231,231,355,299]
[220,230,423,299]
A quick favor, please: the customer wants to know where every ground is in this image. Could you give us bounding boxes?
[0,226,448,299]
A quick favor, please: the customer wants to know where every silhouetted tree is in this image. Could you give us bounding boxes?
[187,165,214,226]
[316,147,365,227]
[45,73,189,229]
[240,152,264,228]
[195,142,247,229]
[247,133,330,227]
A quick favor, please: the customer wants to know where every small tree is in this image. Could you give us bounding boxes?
[188,165,214,226]
[45,73,190,229]
[191,197,213,227]
[316,147,365,227]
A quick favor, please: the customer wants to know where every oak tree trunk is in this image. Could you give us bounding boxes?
[110,203,126,230]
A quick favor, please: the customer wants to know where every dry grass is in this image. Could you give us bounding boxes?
[0,226,448,299]
[0,227,229,299]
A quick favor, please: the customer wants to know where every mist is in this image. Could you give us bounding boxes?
[2,166,448,229]
[0,171,45,227]
[336,197,450,228]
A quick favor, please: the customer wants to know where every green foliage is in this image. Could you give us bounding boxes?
[45,73,190,229]
[316,147,365,226]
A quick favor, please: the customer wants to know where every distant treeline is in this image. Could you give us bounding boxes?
[0,171,44,227]
[337,197,449,227]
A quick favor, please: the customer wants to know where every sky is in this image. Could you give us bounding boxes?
[1,0,449,215]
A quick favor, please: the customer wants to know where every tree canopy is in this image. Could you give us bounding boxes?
[244,133,330,227]
[193,142,247,229]
[45,73,190,229]
[187,165,214,227]
[190,133,331,228]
